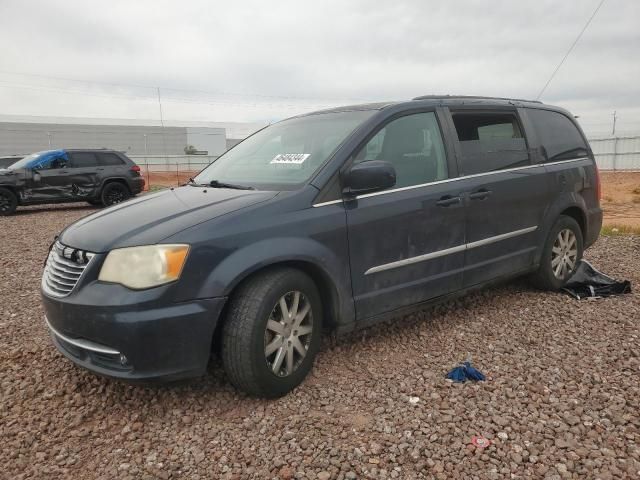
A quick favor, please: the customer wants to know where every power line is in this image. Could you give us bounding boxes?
[0,81,342,110]
[536,0,606,100]
[0,69,372,104]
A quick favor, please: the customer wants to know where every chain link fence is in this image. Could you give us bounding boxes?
[129,155,217,191]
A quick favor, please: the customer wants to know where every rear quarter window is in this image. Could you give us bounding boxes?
[451,112,530,175]
[97,153,126,166]
[527,109,589,162]
[69,152,98,168]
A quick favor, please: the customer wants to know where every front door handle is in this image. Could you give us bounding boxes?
[469,189,492,200]
[436,195,462,207]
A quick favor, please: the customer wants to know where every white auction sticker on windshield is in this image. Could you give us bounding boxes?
[270,153,310,165]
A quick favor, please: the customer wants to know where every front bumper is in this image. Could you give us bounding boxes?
[42,293,226,382]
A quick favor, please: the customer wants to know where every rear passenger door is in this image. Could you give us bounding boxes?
[67,152,99,198]
[446,108,550,287]
[345,110,466,321]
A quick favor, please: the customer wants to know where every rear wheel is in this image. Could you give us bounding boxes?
[0,187,18,216]
[101,182,130,207]
[531,215,583,290]
[221,267,322,397]
[86,199,102,206]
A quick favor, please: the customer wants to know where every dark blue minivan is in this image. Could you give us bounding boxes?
[41,96,602,397]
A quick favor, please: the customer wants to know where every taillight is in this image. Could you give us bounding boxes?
[130,165,141,172]
[594,163,601,202]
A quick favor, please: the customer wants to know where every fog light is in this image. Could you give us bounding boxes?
[119,354,129,366]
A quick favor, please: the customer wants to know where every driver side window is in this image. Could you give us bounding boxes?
[354,112,448,189]
[38,155,67,170]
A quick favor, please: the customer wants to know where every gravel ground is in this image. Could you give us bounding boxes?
[2,203,640,480]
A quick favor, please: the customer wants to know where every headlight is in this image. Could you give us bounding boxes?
[98,244,190,289]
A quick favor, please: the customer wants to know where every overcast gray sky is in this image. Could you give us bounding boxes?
[0,0,638,135]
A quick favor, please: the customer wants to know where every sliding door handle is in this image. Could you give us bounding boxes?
[436,195,462,207]
[469,189,492,200]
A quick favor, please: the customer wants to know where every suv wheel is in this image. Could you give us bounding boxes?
[101,182,130,207]
[0,187,18,216]
[531,215,583,290]
[221,267,322,397]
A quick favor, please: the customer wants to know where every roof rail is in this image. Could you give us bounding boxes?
[412,94,543,104]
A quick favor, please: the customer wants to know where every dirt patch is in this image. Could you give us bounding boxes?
[143,169,197,189]
[601,171,640,230]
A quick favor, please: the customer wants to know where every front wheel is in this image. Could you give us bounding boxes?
[100,182,130,207]
[531,215,583,290]
[221,267,322,397]
[0,187,18,216]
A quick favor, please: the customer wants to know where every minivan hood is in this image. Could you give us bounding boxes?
[60,186,279,252]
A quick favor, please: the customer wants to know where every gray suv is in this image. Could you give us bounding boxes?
[41,96,602,397]
[0,148,145,215]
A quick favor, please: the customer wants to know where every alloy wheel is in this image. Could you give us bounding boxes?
[551,228,578,280]
[264,291,313,377]
[106,188,125,205]
[0,193,10,212]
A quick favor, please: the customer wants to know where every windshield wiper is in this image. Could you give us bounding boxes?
[185,178,207,187]
[208,180,255,190]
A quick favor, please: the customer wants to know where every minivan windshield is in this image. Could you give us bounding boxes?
[193,110,375,190]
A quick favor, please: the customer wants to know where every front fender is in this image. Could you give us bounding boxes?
[196,236,355,329]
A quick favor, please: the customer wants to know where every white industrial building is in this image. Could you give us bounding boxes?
[0,114,264,157]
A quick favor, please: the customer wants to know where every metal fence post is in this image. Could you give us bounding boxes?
[613,136,618,171]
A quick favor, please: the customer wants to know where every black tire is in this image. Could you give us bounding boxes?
[0,187,18,216]
[531,215,584,290]
[221,267,323,398]
[86,199,102,206]
[100,182,130,207]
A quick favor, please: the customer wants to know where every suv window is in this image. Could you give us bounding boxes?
[452,112,529,175]
[527,109,589,162]
[354,112,448,189]
[97,152,125,166]
[69,152,98,168]
[39,154,68,170]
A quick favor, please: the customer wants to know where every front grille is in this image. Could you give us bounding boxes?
[42,242,94,297]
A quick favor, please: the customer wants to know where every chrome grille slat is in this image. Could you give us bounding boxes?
[46,272,77,286]
[42,242,94,298]
[45,278,69,294]
[50,253,86,270]
[47,267,78,281]
[48,263,84,276]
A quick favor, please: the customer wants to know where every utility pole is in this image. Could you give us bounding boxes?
[611,110,617,136]
[156,87,168,164]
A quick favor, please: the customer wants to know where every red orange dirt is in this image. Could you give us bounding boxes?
[600,172,640,229]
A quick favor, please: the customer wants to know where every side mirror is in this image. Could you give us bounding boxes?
[343,160,396,196]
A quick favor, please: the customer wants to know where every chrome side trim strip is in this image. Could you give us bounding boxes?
[365,244,467,275]
[312,199,343,208]
[310,157,589,207]
[44,316,120,355]
[364,226,538,275]
[465,226,538,250]
[356,157,588,200]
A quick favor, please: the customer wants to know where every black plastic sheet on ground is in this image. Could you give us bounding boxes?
[563,260,632,300]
